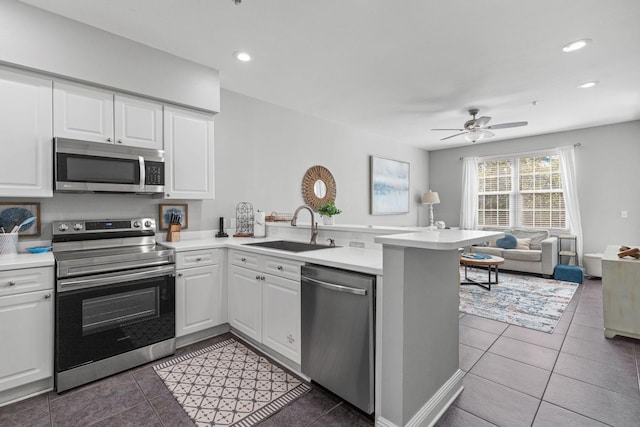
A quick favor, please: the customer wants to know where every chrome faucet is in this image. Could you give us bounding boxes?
[291,205,319,245]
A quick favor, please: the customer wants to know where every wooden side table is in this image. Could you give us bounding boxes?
[460,253,505,291]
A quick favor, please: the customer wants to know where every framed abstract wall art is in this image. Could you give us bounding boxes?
[370,156,410,215]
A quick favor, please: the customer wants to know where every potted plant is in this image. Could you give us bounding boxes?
[317,201,341,225]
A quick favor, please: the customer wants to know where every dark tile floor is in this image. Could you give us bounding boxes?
[2,277,639,426]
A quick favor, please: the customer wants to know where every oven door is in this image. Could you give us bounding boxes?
[56,265,175,373]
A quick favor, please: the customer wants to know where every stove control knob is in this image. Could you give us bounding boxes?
[58,224,69,232]
[73,223,83,231]
[144,220,153,228]
[133,221,141,228]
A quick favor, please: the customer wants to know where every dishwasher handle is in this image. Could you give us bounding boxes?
[302,276,367,296]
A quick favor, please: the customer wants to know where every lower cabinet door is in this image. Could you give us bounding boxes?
[176,265,220,337]
[0,290,53,392]
[228,265,262,341]
[262,275,301,363]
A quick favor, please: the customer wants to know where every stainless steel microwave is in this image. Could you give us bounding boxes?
[54,138,165,194]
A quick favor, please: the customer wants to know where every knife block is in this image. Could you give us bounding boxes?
[166,223,181,242]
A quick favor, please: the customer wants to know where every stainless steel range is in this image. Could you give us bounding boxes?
[52,218,176,392]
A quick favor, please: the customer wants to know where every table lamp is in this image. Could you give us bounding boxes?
[422,190,440,230]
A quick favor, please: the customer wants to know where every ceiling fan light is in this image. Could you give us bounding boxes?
[562,38,592,52]
[465,130,484,143]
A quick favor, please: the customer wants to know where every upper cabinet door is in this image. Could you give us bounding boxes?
[164,106,215,199]
[53,82,114,143]
[0,68,53,198]
[114,95,163,149]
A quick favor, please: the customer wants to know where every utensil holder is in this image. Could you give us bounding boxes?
[166,224,181,242]
[0,234,19,255]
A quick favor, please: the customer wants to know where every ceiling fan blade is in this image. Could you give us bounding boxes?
[483,130,495,138]
[474,116,492,127]
[431,128,465,131]
[440,131,468,141]
[487,121,528,130]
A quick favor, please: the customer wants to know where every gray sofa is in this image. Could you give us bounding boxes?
[469,228,558,276]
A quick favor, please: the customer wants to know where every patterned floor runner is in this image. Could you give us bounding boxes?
[459,268,578,333]
[154,338,310,426]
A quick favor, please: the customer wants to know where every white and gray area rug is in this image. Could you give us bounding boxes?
[154,338,311,426]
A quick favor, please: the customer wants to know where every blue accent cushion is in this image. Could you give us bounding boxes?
[496,233,517,249]
[554,265,584,284]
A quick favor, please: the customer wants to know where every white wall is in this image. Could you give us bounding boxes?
[204,89,431,229]
[428,121,640,254]
[3,89,429,242]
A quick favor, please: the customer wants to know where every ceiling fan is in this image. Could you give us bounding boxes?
[431,109,528,143]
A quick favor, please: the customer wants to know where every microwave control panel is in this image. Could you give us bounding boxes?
[145,162,164,185]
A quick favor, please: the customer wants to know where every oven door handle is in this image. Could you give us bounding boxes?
[57,265,175,292]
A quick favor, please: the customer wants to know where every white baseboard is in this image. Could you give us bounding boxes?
[376,369,464,427]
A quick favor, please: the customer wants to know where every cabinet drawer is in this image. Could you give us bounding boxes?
[0,267,53,297]
[176,249,218,269]
[264,256,302,281]
[230,250,261,270]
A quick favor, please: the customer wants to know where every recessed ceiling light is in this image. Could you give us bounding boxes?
[578,80,599,89]
[562,38,592,52]
[233,51,251,62]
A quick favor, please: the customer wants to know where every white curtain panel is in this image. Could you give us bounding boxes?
[460,157,479,230]
[557,146,584,265]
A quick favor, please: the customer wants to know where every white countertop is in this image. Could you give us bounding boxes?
[0,252,54,271]
[160,236,383,275]
[374,229,504,250]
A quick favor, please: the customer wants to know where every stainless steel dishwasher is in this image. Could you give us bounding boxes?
[301,264,375,414]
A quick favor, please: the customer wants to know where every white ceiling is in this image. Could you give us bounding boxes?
[20,0,640,150]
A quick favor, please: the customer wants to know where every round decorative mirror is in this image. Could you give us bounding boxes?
[313,180,327,198]
[302,165,336,210]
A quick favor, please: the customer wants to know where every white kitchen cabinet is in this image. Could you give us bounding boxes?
[175,249,222,338]
[54,82,114,143]
[262,274,301,362]
[163,106,215,199]
[54,82,163,149]
[0,67,53,198]
[228,250,302,363]
[228,264,263,341]
[0,267,53,395]
[114,95,163,149]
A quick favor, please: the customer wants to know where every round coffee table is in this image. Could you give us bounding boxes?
[460,252,505,291]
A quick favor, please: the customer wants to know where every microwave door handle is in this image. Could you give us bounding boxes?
[138,156,145,191]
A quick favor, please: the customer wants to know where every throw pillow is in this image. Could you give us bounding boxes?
[516,238,531,250]
[496,233,517,249]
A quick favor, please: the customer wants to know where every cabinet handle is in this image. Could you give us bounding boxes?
[8,281,16,286]
[256,275,260,280]
[117,139,123,143]
[241,257,247,262]
[261,276,266,281]
[277,265,283,271]
[178,273,183,277]
[44,293,51,299]
[106,137,112,142]
[166,194,171,197]
[196,257,202,261]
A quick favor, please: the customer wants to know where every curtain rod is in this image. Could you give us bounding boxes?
[459,143,581,160]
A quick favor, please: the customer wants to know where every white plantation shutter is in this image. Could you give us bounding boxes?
[477,152,567,230]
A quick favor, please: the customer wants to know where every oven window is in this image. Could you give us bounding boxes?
[82,287,159,335]
[64,154,139,184]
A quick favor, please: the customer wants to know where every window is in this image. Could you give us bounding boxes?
[477,153,566,229]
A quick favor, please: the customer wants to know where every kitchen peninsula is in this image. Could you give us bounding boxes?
[374,229,503,427]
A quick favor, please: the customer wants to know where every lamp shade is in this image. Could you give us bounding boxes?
[422,191,440,205]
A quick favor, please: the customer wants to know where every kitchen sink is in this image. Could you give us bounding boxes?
[243,240,335,252]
